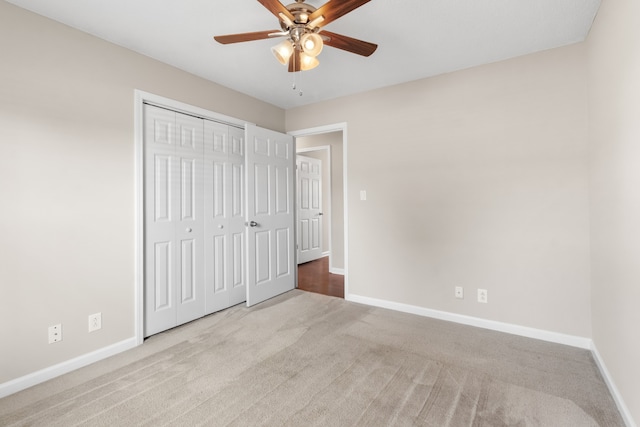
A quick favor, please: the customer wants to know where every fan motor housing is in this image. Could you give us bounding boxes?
[284,2,317,26]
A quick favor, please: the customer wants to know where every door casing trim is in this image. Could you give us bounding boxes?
[288,124,348,297]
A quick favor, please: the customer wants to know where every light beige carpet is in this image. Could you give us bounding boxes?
[0,290,624,426]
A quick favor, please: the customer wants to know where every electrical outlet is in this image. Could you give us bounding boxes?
[48,324,62,343]
[88,313,102,332]
[477,289,488,304]
[455,286,464,299]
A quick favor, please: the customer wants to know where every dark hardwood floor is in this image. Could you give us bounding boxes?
[297,256,344,298]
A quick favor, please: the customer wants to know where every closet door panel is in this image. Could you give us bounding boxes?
[144,105,179,336]
[153,241,173,311]
[145,105,176,152]
[180,239,197,302]
[212,234,227,293]
[232,232,245,289]
[228,127,247,305]
[204,121,232,313]
[153,155,173,222]
[175,112,205,325]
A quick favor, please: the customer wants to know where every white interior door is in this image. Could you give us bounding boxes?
[144,105,205,336]
[297,155,323,264]
[227,127,247,306]
[175,113,205,325]
[144,106,176,336]
[203,121,246,313]
[245,124,295,306]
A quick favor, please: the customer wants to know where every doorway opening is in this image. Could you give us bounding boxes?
[292,126,347,298]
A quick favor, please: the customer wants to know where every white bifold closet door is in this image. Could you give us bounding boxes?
[203,121,246,313]
[144,106,206,335]
[144,105,295,337]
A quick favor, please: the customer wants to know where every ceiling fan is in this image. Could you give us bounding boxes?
[214,0,377,72]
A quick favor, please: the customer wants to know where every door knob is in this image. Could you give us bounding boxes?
[249,221,258,227]
[186,227,192,233]
[218,224,224,229]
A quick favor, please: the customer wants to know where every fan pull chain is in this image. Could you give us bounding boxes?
[291,52,303,96]
[299,66,303,96]
[291,52,297,91]
[298,70,303,96]
[292,68,296,90]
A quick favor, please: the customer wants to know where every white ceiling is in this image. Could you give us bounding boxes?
[7,0,600,109]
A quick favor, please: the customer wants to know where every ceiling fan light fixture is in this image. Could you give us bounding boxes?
[271,39,294,65]
[299,51,319,71]
[214,0,378,74]
[300,32,323,57]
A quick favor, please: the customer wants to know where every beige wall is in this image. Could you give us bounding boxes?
[287,45,592,338]
[0,1,284,384]
[296,132,345,269]
[587,0,640,423]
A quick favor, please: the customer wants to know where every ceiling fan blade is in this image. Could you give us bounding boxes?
[321,30,377,57]
[257,0,296,23]
[214,30,280,44]
[308,0,371,28]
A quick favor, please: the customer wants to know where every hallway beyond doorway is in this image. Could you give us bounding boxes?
[297,257,344,298]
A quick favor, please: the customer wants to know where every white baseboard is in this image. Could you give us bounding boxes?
[591,343,637,427]
[311,253,344,275]
[345,293,592,349]
[0,337,138,399]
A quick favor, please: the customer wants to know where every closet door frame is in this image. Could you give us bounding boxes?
[134,90,251,345]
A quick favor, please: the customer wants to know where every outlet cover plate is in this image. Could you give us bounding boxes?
[455,286,464,299]
[48,324,62,343]
[89,313,102,332]
[477,289,488,303]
